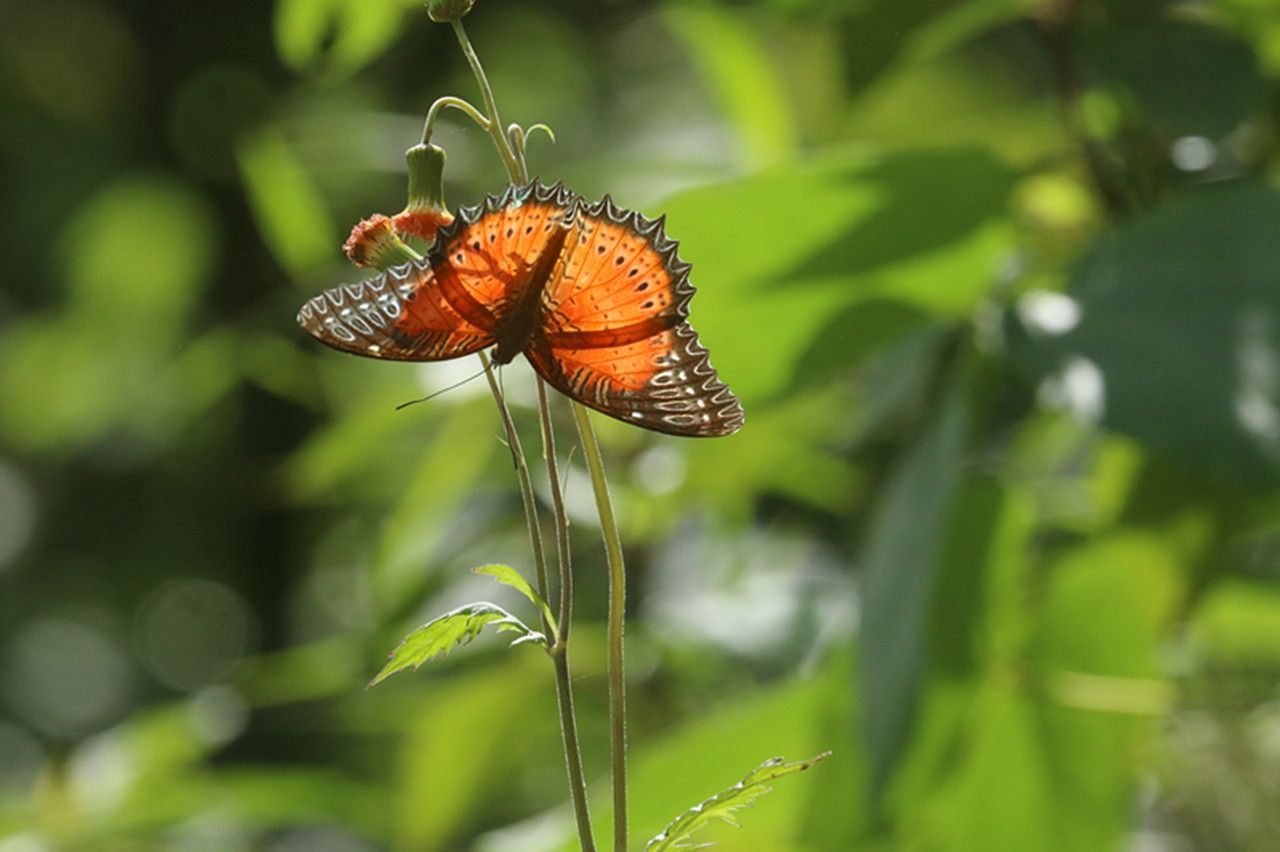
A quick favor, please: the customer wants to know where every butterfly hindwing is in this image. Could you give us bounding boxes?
[530,197,744,437]
[527,323,743,437]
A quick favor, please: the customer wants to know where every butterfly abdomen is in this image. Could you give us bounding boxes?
[491,217,572,364]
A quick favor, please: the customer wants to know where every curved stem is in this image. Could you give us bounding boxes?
[421,95,491,143]
[570,403,628,852]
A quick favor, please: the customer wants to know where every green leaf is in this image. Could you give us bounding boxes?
[1009,182,1280,488]
[645,753,831,851]
[1192,579,1280,663]
[472,564,558,641]
[368,603,543,688]
[391,653,555,851]
[373,402,499,612]
[1084,20,1263,138]
[274,0,412,78]
[662,146,1014,404]
[0,175,219,453]
[236,125,336,279]
[664,6,798,168]
[273,0,336,71]
[859,358,972,798]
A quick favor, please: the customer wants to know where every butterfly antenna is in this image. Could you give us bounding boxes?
[395,367,489,410]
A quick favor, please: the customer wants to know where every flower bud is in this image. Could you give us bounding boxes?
[343,214,419,270]
[392,142,455,243]
[426,0,473,23]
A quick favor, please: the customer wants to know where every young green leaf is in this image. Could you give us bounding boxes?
[472,564,559,640]
[646,752,831,850]
[368,602,543,688]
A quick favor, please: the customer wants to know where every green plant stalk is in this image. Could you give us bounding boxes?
[477,351,553,618]
[451,19,527,183]
[537,382,574,646]
[570,402,628,852]
[450,19,600,851]
[482,353,594,852]
[536,380,596,852]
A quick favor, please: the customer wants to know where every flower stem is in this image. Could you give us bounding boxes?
[421,95,491,143]
[537,381,596,852]
[478,351,552,609]
[450,20,600,851]
[537,382,574,647]
[570,403,628,852]
[479,355,595,852]
[450,19,527,183]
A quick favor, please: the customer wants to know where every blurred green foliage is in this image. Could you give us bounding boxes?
[3,0,1280,849]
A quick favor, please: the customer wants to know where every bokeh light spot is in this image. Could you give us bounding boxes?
[135,580,256,691]
[2,617,135,737]
[0,458,36,573]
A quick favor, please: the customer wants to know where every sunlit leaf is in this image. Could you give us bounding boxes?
[274,0,412,77]
[646,753,830,851]
[59,174,216,326]
[552,653,856,851]
[235,637,365,707]
[368,603,544,687]
[1192,578,1280,663]
[906,0,1035,61]
[0,175,218,452]
[473,564,558,640]
[391,652,558,851]
[274,0,336,71]
[236,125,337,278]
[664,6,798,168]
[663,146,1014,404]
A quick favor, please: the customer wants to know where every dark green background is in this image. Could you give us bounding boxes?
[3,0,1280,849]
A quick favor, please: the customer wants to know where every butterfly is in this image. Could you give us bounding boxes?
[297,180,744,437]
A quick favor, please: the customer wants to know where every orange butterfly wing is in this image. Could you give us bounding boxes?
[527,196,744,437]
[297,182,576,361]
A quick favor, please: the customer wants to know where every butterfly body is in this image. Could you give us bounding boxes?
[489,217,571,365]
[298,180,743,437]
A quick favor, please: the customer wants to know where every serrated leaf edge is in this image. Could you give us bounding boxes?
[645,752,831,851]
[472,564,559,642]
[367,601,543,688]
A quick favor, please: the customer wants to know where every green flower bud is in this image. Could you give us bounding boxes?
[394,142,454,243]
[426,0,473,23]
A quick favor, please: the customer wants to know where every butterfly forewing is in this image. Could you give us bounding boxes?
[297,182,575,362]
[296,261,496,361]
[441,181,578,321]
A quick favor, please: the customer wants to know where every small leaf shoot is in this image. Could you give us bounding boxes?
[368,602,543,688]
[473,563,559,641]
[646,752,832,851]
